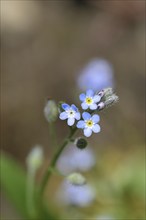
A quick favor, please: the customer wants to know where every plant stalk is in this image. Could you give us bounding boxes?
[39,126,77,197]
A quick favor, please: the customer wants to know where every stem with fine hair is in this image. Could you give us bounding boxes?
[39,126,77,197]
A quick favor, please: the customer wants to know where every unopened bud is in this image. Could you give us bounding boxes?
[96,88,119,111]
[96,90,104,98]
[102,88,113,99]
[26,145,44,170]
[104,87,113,95]
[66,172,86,186]
[44,99,58,123]
[104,94,119,108]
[96,88,113,99]
[75,137,87,149]
[97,102,105,110]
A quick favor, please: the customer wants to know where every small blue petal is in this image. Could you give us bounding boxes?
[91,114,100,123]
[86,89,94,97]
[93,95,101,103]
[90,103,97,110]
[77,120,85,128]
[79,93,86,102]
[82,112,91,120]
[59,112,68,120]
[81,102,88,110]
[62,103,70,111]
[84,128,92,137]
[67,118,75,126]
[75,112,81,120]
[71,104,78,112]
[92,124,101,133]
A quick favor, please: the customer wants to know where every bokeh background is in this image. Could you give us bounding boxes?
[1,0,145,219]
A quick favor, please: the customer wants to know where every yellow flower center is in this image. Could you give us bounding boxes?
[85,97,93,104]
[86,120,93,127]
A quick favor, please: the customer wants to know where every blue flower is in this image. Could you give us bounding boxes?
[77,112,100,137]
[79,89,101,110]
[56,180,95,207]
[59,103,81,126]
[57,144,96,175]
[77,58,114,91]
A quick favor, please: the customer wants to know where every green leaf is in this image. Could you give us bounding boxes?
[0,152,58,220]
[0,152,28,218]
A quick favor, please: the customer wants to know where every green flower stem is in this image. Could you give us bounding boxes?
[26,167,36,218]
[39,126,77,197]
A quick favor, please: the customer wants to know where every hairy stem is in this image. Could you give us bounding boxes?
[39,126,77,197]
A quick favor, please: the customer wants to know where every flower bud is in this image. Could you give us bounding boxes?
[103,87,113,96]
[104,94,119,108]
[66,172,86,186]
[26,145,44,170]
[97,102,105,110]
[96,90,104,98]
[75,137,88,149]
[96,88,113,98]
[96,88,119,110]
[44,99,58,123]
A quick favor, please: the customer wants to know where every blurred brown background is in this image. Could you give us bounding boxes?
[1,0,145,219]
[1,0,145,162]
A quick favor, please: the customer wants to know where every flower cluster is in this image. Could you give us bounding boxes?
[59,88,118,138]
[59,89,100,137]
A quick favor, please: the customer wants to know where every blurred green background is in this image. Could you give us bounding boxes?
[1,0,145,219]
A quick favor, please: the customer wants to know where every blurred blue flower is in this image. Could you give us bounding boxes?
[77,58,114,91]
[79,89,101,110]
[56,180,95,207]
[56,143,96,175]
[77,112,100,137]
[59,103,80,126]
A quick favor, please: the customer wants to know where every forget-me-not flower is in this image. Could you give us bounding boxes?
[77,112,100,137]
[56,180,95,207]
[79,89,101,110]
[56,143,96,175]
[77,58,114,91]
[59,103,80,126]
